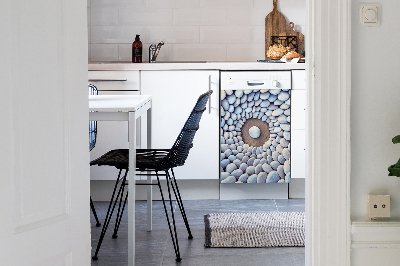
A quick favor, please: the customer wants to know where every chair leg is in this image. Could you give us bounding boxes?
[156,171,182,262]
[112,178,128,239]
[92,169,128,261]
[168,169,193,239]
[90,196,101,227]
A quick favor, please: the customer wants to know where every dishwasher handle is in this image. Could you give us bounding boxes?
[247,81,265,86]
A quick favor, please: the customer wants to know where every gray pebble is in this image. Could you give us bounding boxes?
[280,104,290,110]
[247,174,258,183]
[221,176,236,183]
[272,151,279,161]
[221,90,226,100]
[272,109,284,116]
[238,174,249,183]
[280,124,290,131]
[269,94,278,102]
[226,163,238,173]
[235,90,243,98]
[276,144,283,153]
[266,171,280,183]
[255,164,263,174]
[226,94,236,104]
[269,89,280,95]
[253,159,261,166]
[274,100,283,106]
[226,139,234,145]
[231,169,243,178]
[257,172,267,183]
[284,109,290,116]
[226,90,233,95]
[228,154,236,162]
[247,92,255,101]
[221,144,229,153]
[232,150,239,155]
[220,153,225,160]
[262,163,273,173]
[246,166,256,175]
[236,153,244,160]
[283,131,290,140]
[244,89,252,94]
[260,92,270,100]
[241,156,249,164]
[267,155,273,164]
[224,149,232,158]
[221,172,230,179]
[278,155,285,164]
[278,91,290,101]
[270,161,280,170]
[238,163,247,172]
[282,148,290,160]
[221,99,229,111]
[228,105,234,113]
[234,106,242,114]
[247,157,255,166]
[260,158,267,165]
[268,105,278,111]
[260,100,270,108]
[284,160,290,174]
[254,91,260,101]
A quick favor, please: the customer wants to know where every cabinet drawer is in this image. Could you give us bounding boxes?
[88,71,140,91]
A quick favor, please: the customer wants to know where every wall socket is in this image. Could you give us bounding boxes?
[367,194,391,220]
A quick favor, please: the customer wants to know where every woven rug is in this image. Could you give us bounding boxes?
[204,212,305,248]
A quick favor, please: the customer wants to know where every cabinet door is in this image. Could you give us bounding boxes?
[141,70,219,180]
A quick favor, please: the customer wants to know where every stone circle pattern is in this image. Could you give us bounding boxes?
[220,89,291,184]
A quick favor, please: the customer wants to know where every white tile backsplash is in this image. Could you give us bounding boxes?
[88,0,305,62]
[173,8,226,26]
[147,26,199,44]
[91,26,146,43]
[146,0,199,9]
[119,8,173,26]
[91,43,119,61]
[91,7,119,26]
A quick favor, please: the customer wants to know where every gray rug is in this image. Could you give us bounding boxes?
[204,212,305,248]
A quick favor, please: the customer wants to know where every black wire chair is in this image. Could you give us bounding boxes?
[90,90,213,262]
[89,84,101,228]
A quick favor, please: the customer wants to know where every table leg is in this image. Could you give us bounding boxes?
[128,112,136,266]
[147,104,153,232]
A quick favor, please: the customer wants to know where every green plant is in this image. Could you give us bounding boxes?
[388,135,400,176]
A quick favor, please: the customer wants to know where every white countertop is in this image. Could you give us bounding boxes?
[89,62,306,71]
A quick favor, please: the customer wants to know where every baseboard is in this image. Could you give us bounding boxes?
[90,179,305,201]
[351,220,400,266]
[90,179,220,201]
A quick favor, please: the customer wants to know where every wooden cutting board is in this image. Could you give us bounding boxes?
[279,22,304,52]
[265,0,286,59]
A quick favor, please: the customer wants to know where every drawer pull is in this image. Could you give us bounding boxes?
[88,79,127,82]
[247,81,264,86]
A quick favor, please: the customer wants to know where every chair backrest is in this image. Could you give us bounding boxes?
[163,90,213,168]
[89,84,98,151]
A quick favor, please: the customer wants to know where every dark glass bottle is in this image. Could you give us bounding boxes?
[132,35,142,63]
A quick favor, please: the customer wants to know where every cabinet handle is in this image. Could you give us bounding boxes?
[208,75,212,114]
[247,81,264,86]
[88,79,127,82]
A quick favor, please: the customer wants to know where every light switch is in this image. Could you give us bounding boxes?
[359,3,381,26]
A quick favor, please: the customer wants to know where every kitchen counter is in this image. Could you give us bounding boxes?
[89,62,306,71]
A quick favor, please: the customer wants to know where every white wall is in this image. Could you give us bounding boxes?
[351,0,400,220]
[87,0,305,62]
[351,1,400,264]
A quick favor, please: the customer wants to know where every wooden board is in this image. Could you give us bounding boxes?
[280,22,304,52]
[265,0,287,59]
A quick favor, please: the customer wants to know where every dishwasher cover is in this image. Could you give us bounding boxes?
[220,71,291,184]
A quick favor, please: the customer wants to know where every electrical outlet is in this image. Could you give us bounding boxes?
[368,194,391,219]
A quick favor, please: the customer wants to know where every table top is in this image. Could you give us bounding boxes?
[89,95,152,112]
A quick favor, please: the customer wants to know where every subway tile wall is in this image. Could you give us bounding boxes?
[88,0,305,62]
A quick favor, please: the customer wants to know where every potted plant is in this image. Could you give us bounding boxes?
[388,135,400,176]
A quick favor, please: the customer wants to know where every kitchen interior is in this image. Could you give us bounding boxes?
[88,0,306,265]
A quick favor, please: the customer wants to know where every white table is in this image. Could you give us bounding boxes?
[89,94,152,266]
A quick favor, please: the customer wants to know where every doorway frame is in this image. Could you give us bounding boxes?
[306,0,351,265]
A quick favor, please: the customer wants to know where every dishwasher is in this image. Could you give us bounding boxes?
[220,71,291,193]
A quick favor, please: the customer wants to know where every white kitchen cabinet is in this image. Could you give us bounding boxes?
[141,70,220,180]
[88,71,141,180]
[291,70,306,179]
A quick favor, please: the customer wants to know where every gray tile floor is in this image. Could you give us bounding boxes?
[91,199,305,266]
